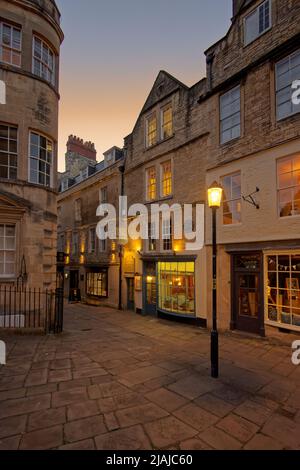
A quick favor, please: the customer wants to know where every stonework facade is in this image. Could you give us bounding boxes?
[0,0,63,289]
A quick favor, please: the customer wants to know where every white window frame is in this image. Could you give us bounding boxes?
[160,104,173,141]
[275,49,300,121]
[28,131,53,188]
[277,155,300,218]
[0,224,16,278]
[89,227,96,254]
[0,22,22,67]
[221,171,242,225]
[0,123,18,180]
[220,85,241,145]
[162,218,173,252]
[244,0,272,46]
[145,113,157,148]
[32,36,55,86]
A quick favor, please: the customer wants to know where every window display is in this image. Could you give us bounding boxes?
[157,262,195,316]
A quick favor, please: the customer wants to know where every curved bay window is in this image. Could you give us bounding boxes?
[86,269,108,298]
[266,253,300,329]
[158,262,195,316]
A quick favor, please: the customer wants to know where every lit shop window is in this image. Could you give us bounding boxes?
[158,262,195,316]
[277,156,300,217]
[0,22,21,67]
[86,270,108,297]
[267,254,300,329]
[221,172,242,225]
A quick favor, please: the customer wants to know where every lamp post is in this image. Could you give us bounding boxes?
[207,181,223,379]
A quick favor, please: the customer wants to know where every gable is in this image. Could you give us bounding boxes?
[0,190,28,219]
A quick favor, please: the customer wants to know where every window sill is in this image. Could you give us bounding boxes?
[145,134,175,152]
[220,136,241,148]
[243,26,272,49]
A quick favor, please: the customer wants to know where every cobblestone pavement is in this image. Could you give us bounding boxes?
[0,303,300,450]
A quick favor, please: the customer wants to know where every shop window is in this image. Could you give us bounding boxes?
[86,270,108,297]
[277,156,300,217]
[157,262,195,316]
[267,254,300,329]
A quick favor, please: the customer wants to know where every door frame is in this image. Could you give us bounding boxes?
[126,277,135,311]
[143,261,157,316]
[230,251,265,337]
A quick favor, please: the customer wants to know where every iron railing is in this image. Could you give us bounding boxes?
[0,286,64,334]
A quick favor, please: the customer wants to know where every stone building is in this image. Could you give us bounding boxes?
[204,0,300,336]
[0,0,63,289]
[57,145,124,308]
[122,71,209,324]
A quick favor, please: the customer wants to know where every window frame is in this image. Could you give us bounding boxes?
[145,113,157,148]
[32,35,56,86]
[277,155,300,218]
[146,166,157,201]
[72,232,79,256]
[0,223,16,279]
[221,171,242,226]
[0,123,18,181]
[89,227,96,254]
[28,131,54,188]
[160,160,173,198]
[160,104,173,141]
[220,85,241,145]
[162,217,173,252]
[0,21,22,68]
[244,0,272,46]
[275,49,300,121]
[86,269,108,298]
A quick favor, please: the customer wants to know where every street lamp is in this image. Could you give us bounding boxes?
[208,181,223,379]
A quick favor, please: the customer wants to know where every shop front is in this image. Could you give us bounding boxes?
[229,249,300,336]
[85,267,108,300]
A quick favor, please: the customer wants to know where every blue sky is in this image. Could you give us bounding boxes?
[56,0,232,169]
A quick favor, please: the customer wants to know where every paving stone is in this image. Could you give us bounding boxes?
[67,400,99,421]
[262,414,300,448]
[73,367,108,380]
[50,359,72,370]
[217,414,260,443]
[95,425,151,450]
[119,366,168,386]
[104,412,119,431]
[49,369,72,383]
[28,408,66,431]
[167,374,220,400]
[59,439,95,450]
[26,383,57,397]
[234,400,274,426]
[25,369,48,387]
[0,388,26,402]
[144,416,197,448]
[0,435,21,450]
[52,387,88,408]
[116,403,169,428]
[64,415,106,443]
[20,425,63,450]
[145,388,188,412]
[59,378,91,391]
[244,433,285,450]
[194,393,235,418]
[0,415,27,438]
[212,385,248,406]
[199,426,242,450]
[179,438,212,450]
[31,361,50,370]
[174,403,219,432]
[0,374,26,391]
[0,394,51,419]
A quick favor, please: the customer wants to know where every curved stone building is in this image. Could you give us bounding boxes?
[0,0,63,288]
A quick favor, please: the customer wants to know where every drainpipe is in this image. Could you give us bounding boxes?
[118,163,125,310]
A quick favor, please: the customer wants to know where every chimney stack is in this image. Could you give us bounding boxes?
[66,135,97,161]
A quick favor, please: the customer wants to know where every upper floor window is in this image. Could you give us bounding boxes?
[277,156,300,218]
[89,227,96,253]
[148,221,157,252]
[58,233,65,252]
[162,218,173,251]
[146,167,157,201]
[161,105,173,140]
[220,86,241,144]
[72,232,79,255]
[276,49,300,121]
[29,132,53,188]
[33,36,55,86]
[244,0,271,46]
[0,224,16,278]
[0,124,17,180]
[161,161,172,197]
[221,172,242,225]
[100,187,108,204]
[146,114,157,148]
[74,199,82,222]
[0,22,21,67]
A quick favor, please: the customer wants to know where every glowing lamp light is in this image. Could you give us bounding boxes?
[208,181,223,209]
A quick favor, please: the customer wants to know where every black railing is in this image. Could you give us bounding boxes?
[0,286,64,334]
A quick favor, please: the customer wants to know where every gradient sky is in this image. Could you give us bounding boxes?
[56,0,233,171]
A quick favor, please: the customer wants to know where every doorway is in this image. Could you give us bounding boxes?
[127,278,135,311]
[143,262,157,315]
[232,253,264,336]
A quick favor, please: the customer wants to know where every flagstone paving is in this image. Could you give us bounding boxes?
[0,303,300,450]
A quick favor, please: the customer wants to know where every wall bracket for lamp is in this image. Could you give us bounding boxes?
[242,187,260,210]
